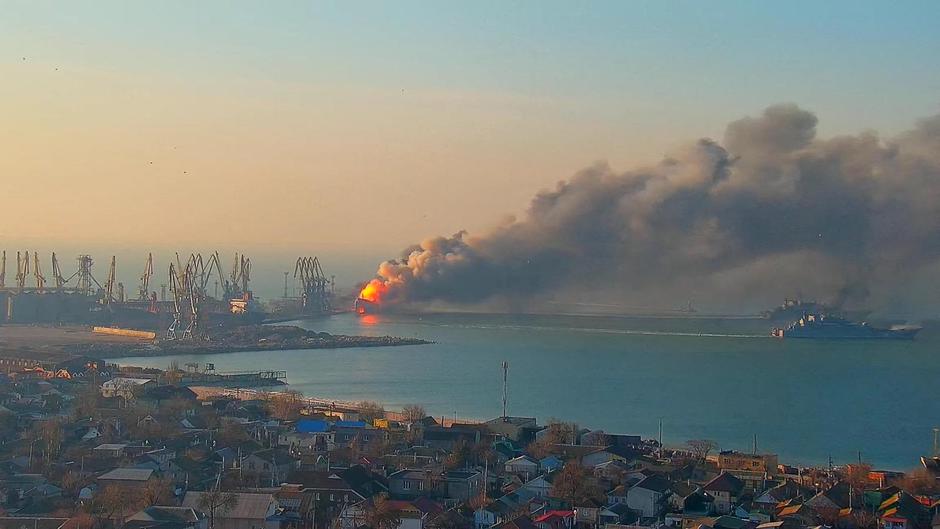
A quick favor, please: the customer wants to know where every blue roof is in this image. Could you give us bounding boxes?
[296,419,330,433]
[335,420,366,428]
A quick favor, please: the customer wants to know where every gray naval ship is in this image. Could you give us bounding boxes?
[771,313,921,340]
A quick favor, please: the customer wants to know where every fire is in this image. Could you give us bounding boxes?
[358,279,388,303]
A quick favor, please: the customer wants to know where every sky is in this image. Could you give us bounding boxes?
[1,1,939,296]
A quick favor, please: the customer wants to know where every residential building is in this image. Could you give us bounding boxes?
[506,455,540,481]
[626,475,673,518]
[717,451,778,477]
[703,473,745,515]
[182,492,277,529]
[97,467,155,490]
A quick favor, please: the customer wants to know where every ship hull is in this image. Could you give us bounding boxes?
[772,317,921,340]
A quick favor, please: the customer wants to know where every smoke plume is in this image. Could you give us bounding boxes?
[364,104,940,315]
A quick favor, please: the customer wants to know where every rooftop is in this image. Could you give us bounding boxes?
[98,468,154,481]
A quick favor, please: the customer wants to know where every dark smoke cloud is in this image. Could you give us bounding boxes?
[367,104,940,315]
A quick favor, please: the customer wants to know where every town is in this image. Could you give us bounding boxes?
[1,357,938,529]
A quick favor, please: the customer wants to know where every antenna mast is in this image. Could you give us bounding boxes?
[502,361,509,420]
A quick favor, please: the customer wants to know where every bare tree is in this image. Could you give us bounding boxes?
[550,462,604,506]
[362,493,402,529]
[687,439,719,461]
[141,477,174,507]
[269,390,304,420]
[197,490,239,529]
[87,485,132,529]
[358,400,386,423]
[891,467,940,495]
[402,404,426,423]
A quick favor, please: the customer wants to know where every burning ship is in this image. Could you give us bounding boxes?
[355,279,386,315]
[771,313,921,340]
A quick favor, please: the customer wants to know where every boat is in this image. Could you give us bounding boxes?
[762,298,870,322]
[771,313,920,340]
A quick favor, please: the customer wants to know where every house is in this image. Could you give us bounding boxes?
[581,448,619,468]
[485,417,540,444]
[243,449,299,483]
[608,485,628,505]
[598,503,638,527]
[100,377,154,399]
[506,455,540,481]
[540,456,563,473]
[283,470,367,507]
[281,419,333,452]
[269,484,312,529]
[138,385,199,409]
[388,469,437,499]
[423,426,480,451]
[805,481,858,514]
[594,460,631,485]
[580,432,642,449]
[753,481,812,515]
[775,503,817,527]
[93,443,129,458]
[338,465,389,498]
[125,507,207,529]
[717,451,778,477]
[879,492,930,529]
[97,467,156,489]
[494,516,541,529]
[333,421,381,447]
[443,470,484,502]
[387,469,483,502]
[669,481,712,516]
[626,475,673,518]
[520,474,554,498]
[182,492,276,529]
[344,498,443,529]
[703,473,745,515]
[0,518,73,529]
[533,511,575,529]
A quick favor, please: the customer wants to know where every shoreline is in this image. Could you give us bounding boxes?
[97,334,433,358]
[0,323,432,364]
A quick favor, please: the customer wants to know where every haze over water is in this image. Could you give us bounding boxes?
[116,312,940,471]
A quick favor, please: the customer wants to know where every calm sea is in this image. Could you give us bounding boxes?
[113,311,940,471]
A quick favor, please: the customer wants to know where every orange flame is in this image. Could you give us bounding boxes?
[358,279,388,304]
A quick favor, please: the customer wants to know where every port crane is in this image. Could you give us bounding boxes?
[230,253,251,299]
[103,256,118,304]
[166,263,182,340]
[294,256,333,313]
[51,253,66,290]
[138,253,154,301]
[15,251,29,291]
[32,252,46,292]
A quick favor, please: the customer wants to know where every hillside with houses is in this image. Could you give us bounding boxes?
[1,359,939,529]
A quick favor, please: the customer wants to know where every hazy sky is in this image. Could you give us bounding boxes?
[2,1,939,293]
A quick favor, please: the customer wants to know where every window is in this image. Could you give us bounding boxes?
[403,480,412,490]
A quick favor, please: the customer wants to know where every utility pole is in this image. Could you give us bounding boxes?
[283,271,289,298]
[753,433,758,455]
[502,361,509,420]
[933,428,939,456]
[658,418,663,458]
